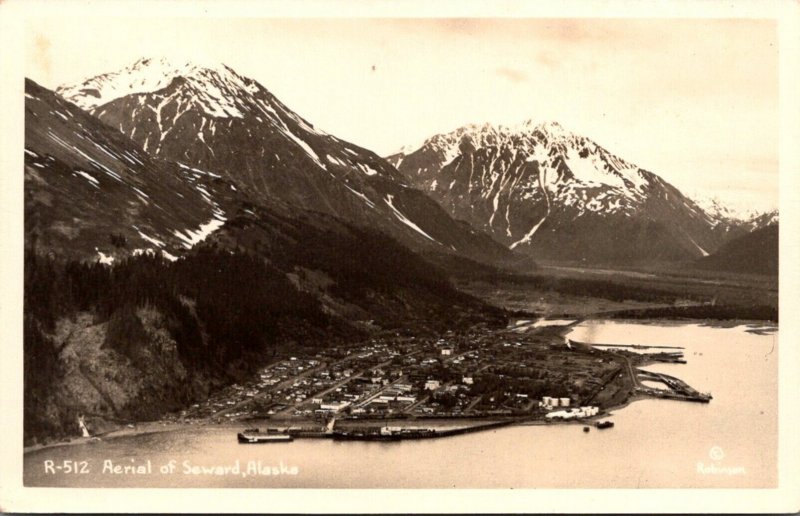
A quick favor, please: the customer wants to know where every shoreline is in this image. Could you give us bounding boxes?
[26,316,765,453]
[22,391,693,454]
[24,410,620,454]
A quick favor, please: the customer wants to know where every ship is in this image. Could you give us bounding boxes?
[594,421,614,429]
[237,428,293,443]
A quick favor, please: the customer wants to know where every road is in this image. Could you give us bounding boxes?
[209,362,328,420]
[275,357,397,415]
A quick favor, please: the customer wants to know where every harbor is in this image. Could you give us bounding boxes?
[23,320,776,488]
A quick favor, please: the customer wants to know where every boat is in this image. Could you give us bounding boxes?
[595,421,614,429]
[237,428,293,443]
[583,426,590,433]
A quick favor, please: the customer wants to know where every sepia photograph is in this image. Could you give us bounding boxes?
[1,0,799,513]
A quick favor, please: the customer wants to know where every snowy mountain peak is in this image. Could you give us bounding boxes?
[416,120,578,158]
[399,119,650,205]
[392,119,744,263]
[515,119,567,137]
[57,57,254,113]
[688,192,778,229]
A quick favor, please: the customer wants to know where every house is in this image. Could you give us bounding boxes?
[441,348,453,356]
[424,380,441,391]
[462,376,474,385]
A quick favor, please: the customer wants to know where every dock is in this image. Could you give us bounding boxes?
[637,370,712,402]
[284,420,514,441]
[569,340,684,350]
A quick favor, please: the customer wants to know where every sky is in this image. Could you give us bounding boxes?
[25,17,779,212]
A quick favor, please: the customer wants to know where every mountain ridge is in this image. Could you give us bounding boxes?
[58,58,523,268]
[388,120,767,264]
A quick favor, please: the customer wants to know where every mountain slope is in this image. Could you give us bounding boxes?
[388,121,738,265]
[58,58,519,267]
[693,223,778,276]
[25,78,508,444]
[25,78,231,263]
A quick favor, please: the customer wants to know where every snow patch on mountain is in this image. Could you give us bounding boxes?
[74,170,100,189]
[173,216,226,249]
[688,192,764,223]
[58,58,247,115]
[384,194,437,243]
[96,249,115,265]
[135,228,165,248]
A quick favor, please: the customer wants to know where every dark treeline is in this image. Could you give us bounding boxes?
[225,209,485,309]
[25,246,359,368]
[424,252,697,304]
[23,246,360,442]
[23,225,502,442]
[218,209,505,332]
[605,304,778,323]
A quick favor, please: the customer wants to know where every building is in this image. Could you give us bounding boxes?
[462,376,474,385]
[320,401,351,412]
[424,380,441,391]
[441,348,453,356]
[559,397,571,407]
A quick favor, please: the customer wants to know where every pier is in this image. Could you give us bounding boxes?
[279,420,515,441]
[569,339,684,350]
[637,370,712,402]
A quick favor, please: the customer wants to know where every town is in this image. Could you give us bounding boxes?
[167,320,701,429]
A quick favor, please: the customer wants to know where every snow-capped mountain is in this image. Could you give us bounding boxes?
[689,194,755,224]
[26,76,511,445]
[57,58,517,266]
[688,193,778,230]
[388,120,738,264]
[25,78,235,263]
[747,209,779,229]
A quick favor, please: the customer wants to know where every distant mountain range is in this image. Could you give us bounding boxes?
[55,58,517,267]
[387,121,776,264]
[41,58,777,268]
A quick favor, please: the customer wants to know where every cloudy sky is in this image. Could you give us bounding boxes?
[26,17,778,212]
